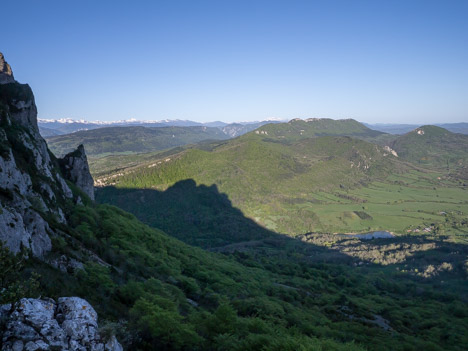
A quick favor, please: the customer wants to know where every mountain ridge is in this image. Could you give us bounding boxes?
[390,125,468,174]
[365,122,468,135]
[37,117,287,137]
[45,125,230,157]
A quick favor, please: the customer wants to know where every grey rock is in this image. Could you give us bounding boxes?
[49,255,84,273]
[1,297,123,351]
[0,206,31,255]
[11,341,23,351]
[0,53,94,260]
[0,205,51,258]
[76,196,84,205]
[54,207,67,224]
[10,298,56,328]
[7,87,40,135]
[25,340,49,350]
[23,210,52,258]
[18,133,53,179]
[105,336,123,351]
[0,147,33,196]
[0,52,15,84]
[59,145,95,201]
[0,202,52,259]
[56,173,73,199]
[39,182,55,201]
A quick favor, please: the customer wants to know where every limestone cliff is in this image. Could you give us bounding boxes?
[59,144,95,200]
[1,297,123,351]
[0,53,93,258]
[0,52,122,350]
[0,53,15,84]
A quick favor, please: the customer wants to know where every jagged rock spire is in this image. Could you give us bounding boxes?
[59,144,95,201]
[0,52,15,84]
[0,52,40,134]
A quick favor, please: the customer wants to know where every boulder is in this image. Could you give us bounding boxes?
[1,297,123,351]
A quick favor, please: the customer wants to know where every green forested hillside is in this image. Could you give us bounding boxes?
[45,125,229,157]
[88,129,468,350]
[95,134,407,235]
[96,129,468,240]
[251,118,385,141]
[39,192,468,351]
[391,125,468,175]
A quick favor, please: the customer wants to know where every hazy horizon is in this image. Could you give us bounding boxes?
[37,116,467,126]
[3,0,467,124]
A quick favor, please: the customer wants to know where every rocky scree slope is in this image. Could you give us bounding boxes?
[0,53,121,350]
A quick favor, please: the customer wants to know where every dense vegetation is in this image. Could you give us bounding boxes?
[28,194,468,351]
[250,118,385,140]
[390,125,468,174]
[45,125,228,157]
[87,119,468,350]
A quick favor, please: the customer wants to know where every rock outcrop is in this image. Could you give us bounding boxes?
[0,297,123,351]
[59,144,95,201]
[0,52,93,258]
[0,53,121,350]
[0,53,15,84]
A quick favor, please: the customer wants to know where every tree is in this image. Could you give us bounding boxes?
[0,242,39,306]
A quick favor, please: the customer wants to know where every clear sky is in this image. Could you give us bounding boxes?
[2,0,467,123]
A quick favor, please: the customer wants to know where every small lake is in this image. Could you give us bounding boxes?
[349,231,394,240]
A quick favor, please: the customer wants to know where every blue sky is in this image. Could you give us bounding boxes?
[2,0,467,123]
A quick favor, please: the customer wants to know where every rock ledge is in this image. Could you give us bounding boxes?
[1,297,122,351]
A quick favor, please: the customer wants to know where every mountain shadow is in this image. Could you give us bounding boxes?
[96,180,468,281]
[95,179,468,349]
[97,179,276,248]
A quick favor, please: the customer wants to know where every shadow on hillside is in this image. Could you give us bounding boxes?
[96,179,467,279]
[96,179,276,249]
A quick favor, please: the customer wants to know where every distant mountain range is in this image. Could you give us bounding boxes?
[38,117,287,137]
[44,117,389,160]
[39,118,468,138]
[46,125,230,157]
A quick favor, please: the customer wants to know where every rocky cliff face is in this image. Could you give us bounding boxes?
[0,52,94,258]
[0,53,15,84]
[0,52,121,349]
[0,297,122,351]
[60,144,95,201]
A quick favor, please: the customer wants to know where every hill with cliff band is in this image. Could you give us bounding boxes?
[390,125,468,174]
